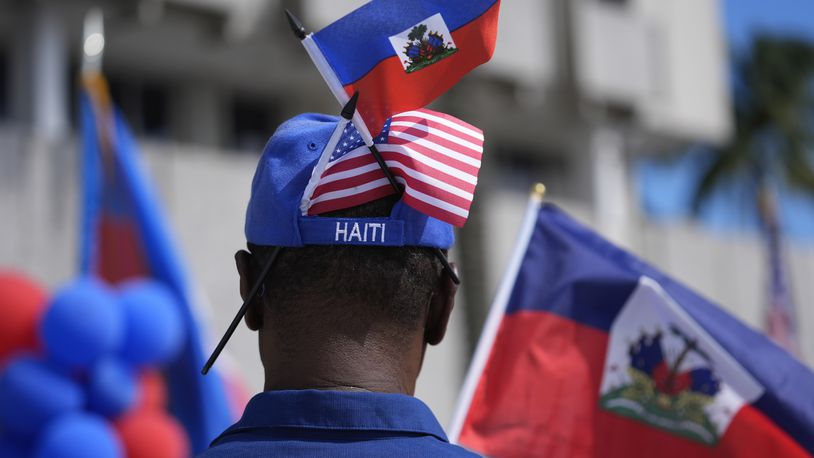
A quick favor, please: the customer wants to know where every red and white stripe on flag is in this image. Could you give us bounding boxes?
[306,109,484,227]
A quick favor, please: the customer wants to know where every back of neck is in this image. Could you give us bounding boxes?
[260,329,425,395]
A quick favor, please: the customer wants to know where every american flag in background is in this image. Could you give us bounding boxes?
[303,109,484,227]
[765,215,799,355]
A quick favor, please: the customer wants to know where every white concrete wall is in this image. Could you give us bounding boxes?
[636,0,733,145]
[570,0,732,146]
[0,128,79,288]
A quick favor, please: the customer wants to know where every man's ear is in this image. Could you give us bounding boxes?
[425,262,458,346]
[235,250,264,331]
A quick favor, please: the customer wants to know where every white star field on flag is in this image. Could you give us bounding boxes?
[329,120,392,161]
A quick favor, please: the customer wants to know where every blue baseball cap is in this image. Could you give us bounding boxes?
[245,113,455,249]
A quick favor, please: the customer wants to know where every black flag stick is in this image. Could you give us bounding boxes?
[367,145,401,195]
[433,248,460,284]
[349,93,401,195]
[285,9,459,285]
[285,9,307,40]
[342,91,359,120]
[202,246,281,375]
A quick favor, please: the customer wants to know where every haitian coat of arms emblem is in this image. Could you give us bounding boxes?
[599,278,764,446]
[389,13,458,73]
[601,325,722,444]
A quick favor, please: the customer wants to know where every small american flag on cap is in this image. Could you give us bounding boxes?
[301,109,484,227]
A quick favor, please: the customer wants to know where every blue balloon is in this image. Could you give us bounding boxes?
[87,359,137,418]
[118,280,185,367]
[35,413,122,458]
[41,277,123,369]
[0,356,83,438]
[0,435,30,458]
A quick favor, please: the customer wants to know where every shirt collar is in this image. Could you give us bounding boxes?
[217,389,449,443]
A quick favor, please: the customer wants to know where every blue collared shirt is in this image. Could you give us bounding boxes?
[200,390,480,457]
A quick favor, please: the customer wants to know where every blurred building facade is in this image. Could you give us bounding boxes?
[1,0,812,428]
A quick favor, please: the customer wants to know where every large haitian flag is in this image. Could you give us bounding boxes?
[80,76,233,453]
[450,200,814,457]
[311,0,500,135]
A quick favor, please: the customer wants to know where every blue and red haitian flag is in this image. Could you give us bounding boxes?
[312,0,500,135]
[452,202,814,457]
[80,79,233,453]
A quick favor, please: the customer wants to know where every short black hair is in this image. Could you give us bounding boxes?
[248,196,443,338]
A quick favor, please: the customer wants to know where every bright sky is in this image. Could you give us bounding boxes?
[638,0,814,238]
[724,0,814,50]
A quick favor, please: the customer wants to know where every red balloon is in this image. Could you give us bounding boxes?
[135,370,168,411]
[0,271,47,363]
[115,410,190,458]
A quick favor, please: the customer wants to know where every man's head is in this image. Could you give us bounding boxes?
[235,195,458,394]
[232,113,461,393]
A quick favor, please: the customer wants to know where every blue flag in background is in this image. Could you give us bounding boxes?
[80,86,233,453]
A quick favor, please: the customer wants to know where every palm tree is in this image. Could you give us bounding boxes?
[693,36,814,353]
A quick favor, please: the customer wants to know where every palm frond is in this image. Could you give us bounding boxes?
[783,138,814,195]
[691,146,751,214]
[692,35,814,214]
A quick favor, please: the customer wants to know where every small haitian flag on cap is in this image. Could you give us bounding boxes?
[311,0,500,135]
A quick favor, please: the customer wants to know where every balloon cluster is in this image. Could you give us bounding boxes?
[0,271,191,458]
